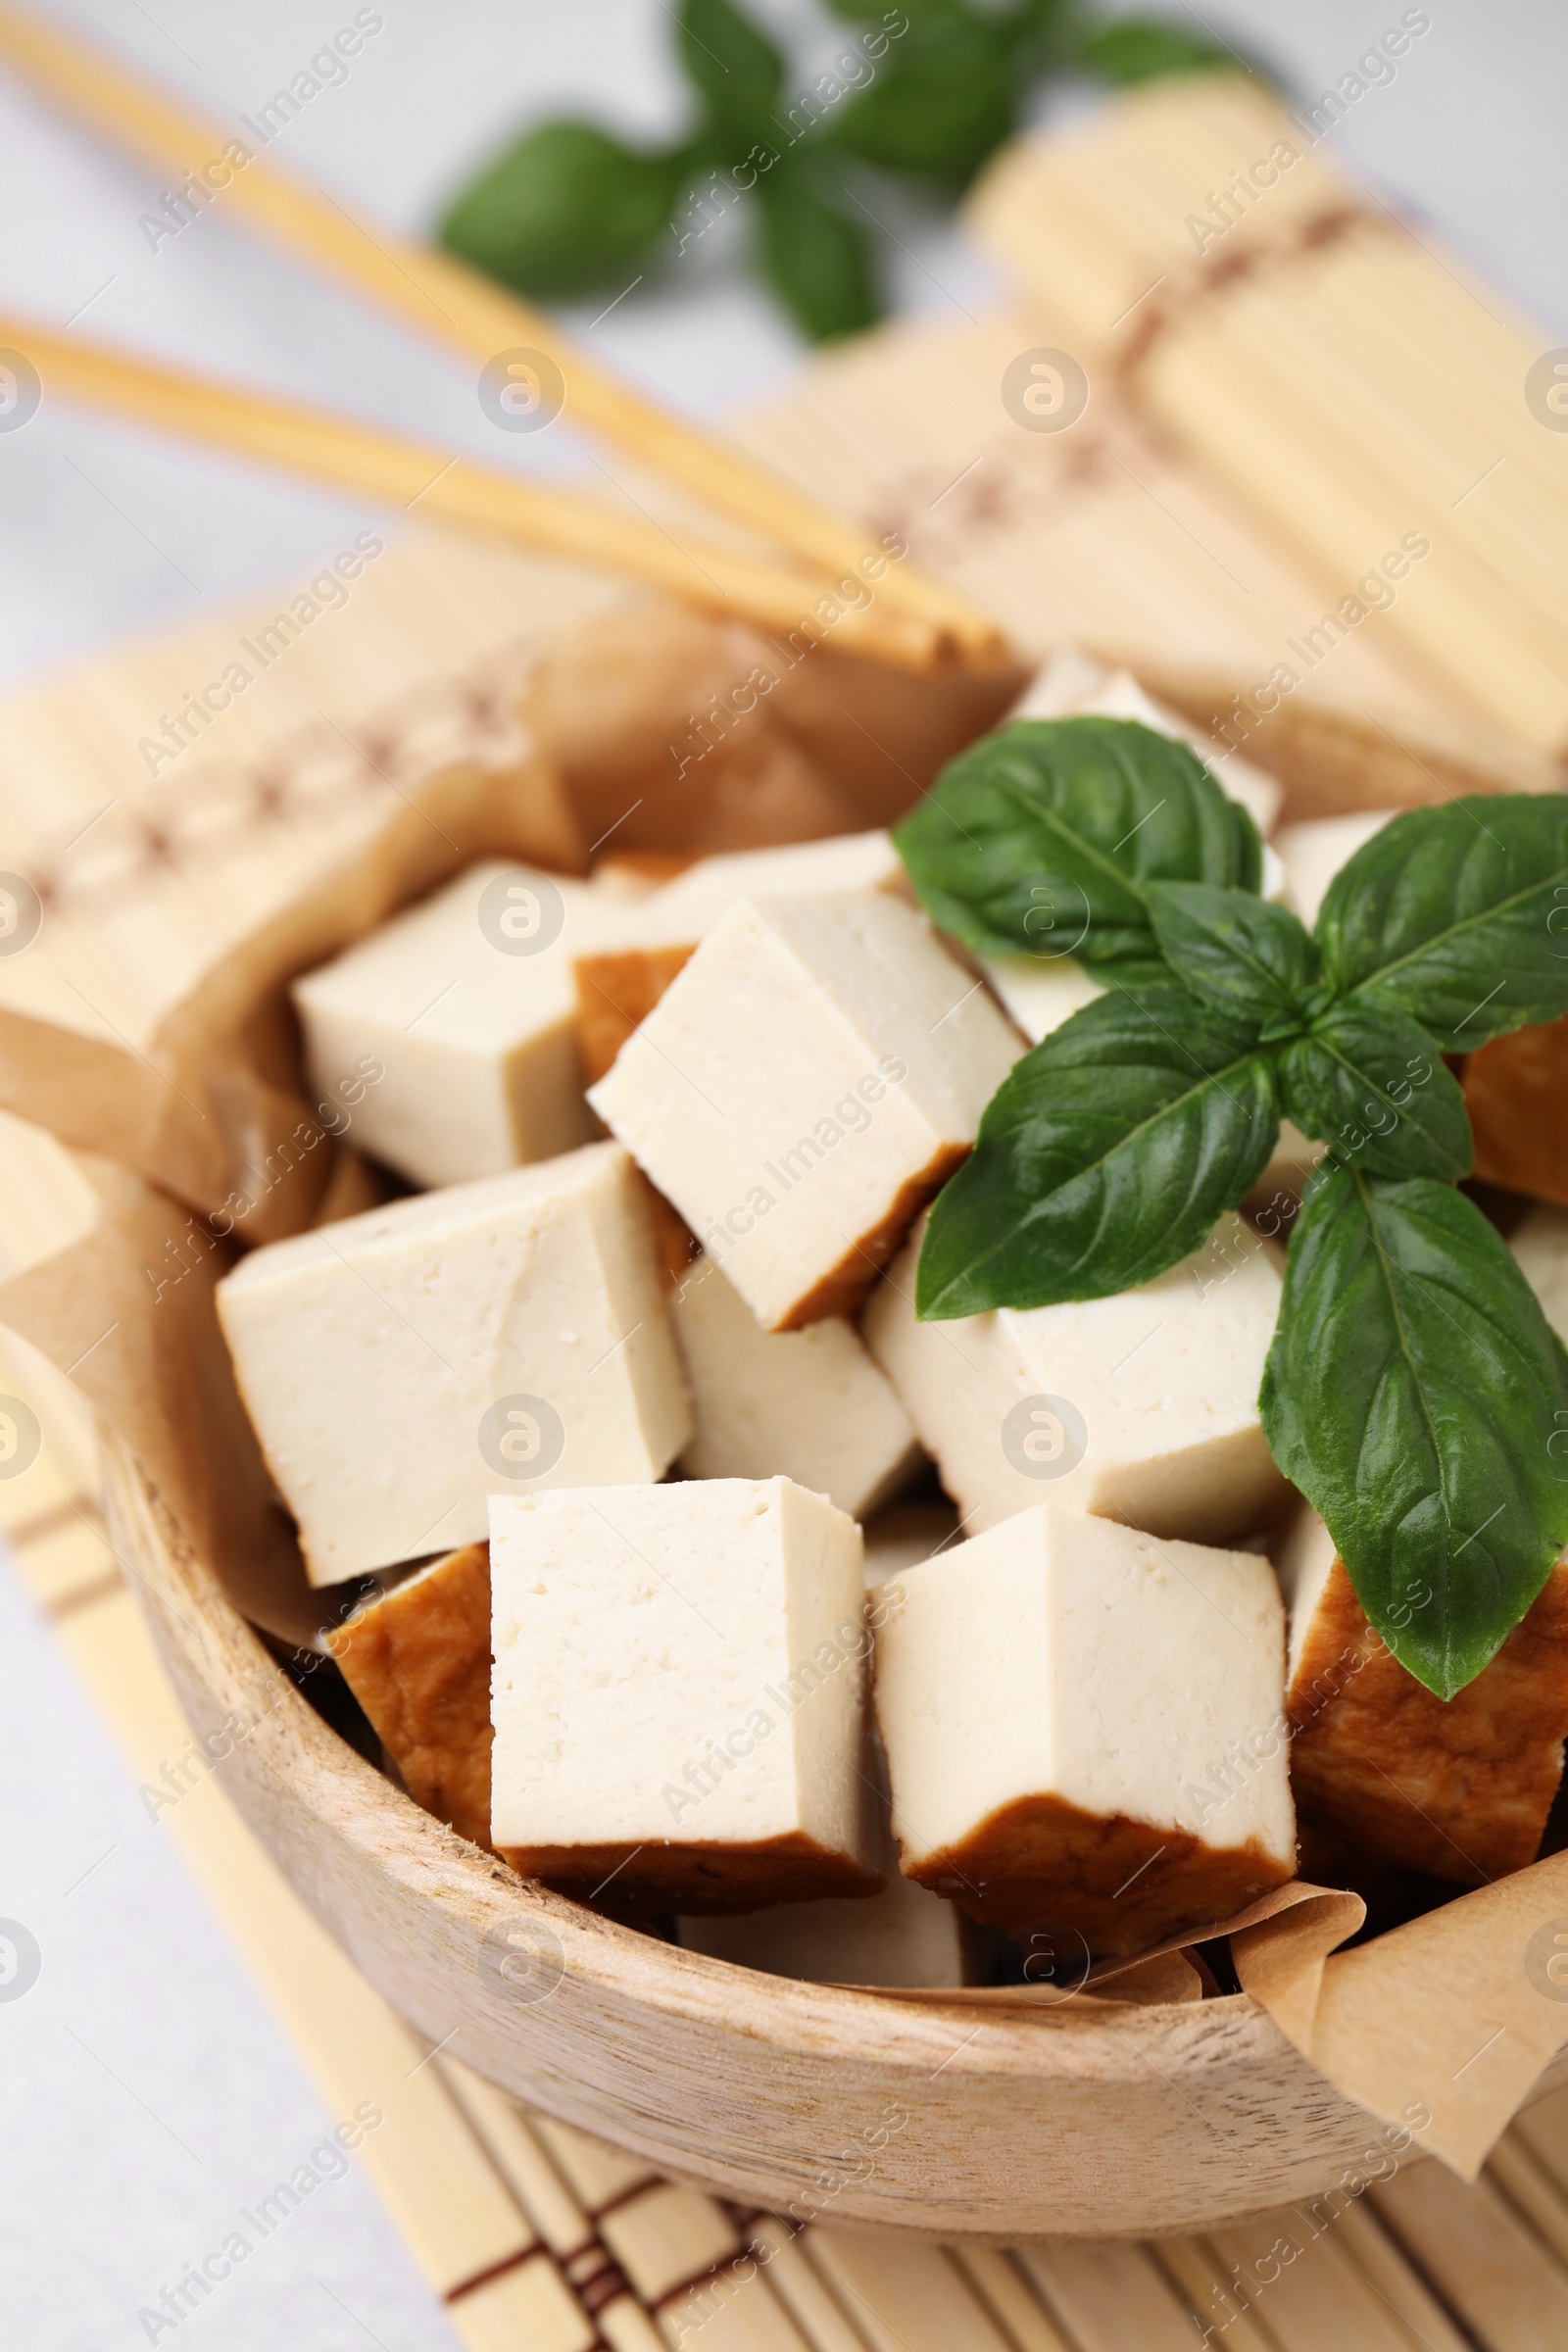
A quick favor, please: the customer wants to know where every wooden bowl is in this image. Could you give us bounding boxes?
[102,701,1563,2240]
[106,1438,1405,2239]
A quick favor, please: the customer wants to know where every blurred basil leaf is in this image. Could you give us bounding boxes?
[680,0,786,145]
[823,16,1019,185]
[757,174,881,340]
[439,122,682,299]
[1072,18,1255,84]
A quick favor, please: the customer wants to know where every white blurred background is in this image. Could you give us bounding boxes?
[0,5,1562,2343]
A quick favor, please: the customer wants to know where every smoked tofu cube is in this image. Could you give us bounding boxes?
[872,1506,1295,1954]
[293,860,635,1189]
[639,831,906,934]
[862,1210,1287,1544]
[488,1477,883,1909]
[1273,810,1399,930]
[1467,1018,1568,1208]
[574,831,906,1083]
[1512,1204,1568,1335]
[979,955,1102,1049]
[676,1868,976,1987]
[1279,1507,1568,1884]
[675,1742,981,1988]
[670,1252,922,1518]
[588,890,1020,1332]
[335,1542,492,1848]
[216,1143,691,1584]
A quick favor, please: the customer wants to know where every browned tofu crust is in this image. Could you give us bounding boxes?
[573,944,696,1084]
[772,1140,971,1331]
[497,1832,886,1915]
[1465,1013,1568,1207]
[905,1791,1292,1958]
[1288,1557,1568,1885]
[335,1542,493,1849]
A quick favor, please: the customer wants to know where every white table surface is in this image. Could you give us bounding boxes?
[0,4,1563,2343]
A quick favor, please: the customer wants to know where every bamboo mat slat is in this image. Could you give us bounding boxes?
[1369,2163,1568,2352]
[9,1341,1568,2346]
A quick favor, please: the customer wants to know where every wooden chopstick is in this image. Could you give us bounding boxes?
[2,315,956,675]
[0,0,1009,665]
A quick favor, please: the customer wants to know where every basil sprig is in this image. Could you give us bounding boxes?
[897,717,1568,1696]
[439,1,1250,344]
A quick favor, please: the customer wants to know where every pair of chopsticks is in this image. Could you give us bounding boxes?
[0,3,1010,677]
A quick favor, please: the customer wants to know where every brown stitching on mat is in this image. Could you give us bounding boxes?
[443,2241,555,2302]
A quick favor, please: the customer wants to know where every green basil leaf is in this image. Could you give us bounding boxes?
[894,717,1262,969]
[1146,882,1318,1035]
[1278,1004,1471,1182]
[439,122,681,300]
[1318,794,1568,1052]
[823,0,973,21]
[679,0,784,146]
[915,982,1279,1316]
[1072,19,1262,84]
[822,18,1017,186]
[1259,1166,1568,1697]
[756,177,881,341]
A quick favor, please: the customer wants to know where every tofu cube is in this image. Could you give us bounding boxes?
[675,1746,981,1988]
[335,1542,492,1848]
[979,955,1102,1049]
[1274,810,1399,930]
[642,830,907,936]
[1279,1507,1568,1884]
[1012,649,1283,837]
[1512,1204,1568,1335]
[293,860,636,1190]
[574,832,906,1084]
[861,1498,964,1589]
[588,891,1020,1332]
[872,1505,1296,1954]
[489,1477,883,1909]
[217,1142,691,1584]
[1467,1016,1568,1208]
[676,1872,976,1987]
[671,1252,922,1519]
[863,1210,1288,1544]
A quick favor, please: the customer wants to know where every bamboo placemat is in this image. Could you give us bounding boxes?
[8,1362,1568,2351]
